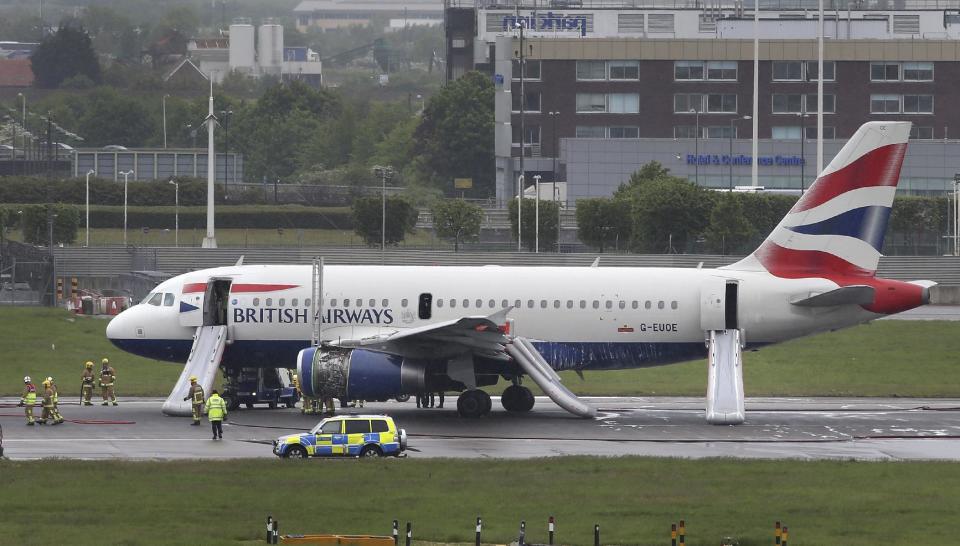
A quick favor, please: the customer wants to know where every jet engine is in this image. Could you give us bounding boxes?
[296,347,504,401]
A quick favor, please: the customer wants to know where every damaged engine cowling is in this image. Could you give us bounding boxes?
[296,347,503,400]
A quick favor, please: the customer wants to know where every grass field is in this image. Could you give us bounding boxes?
[0,457,957,545]
[7,227,448,248]
[1,307,959,398]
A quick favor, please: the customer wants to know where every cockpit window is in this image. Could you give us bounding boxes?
[140,292,155,304]
[163,293,175,307]
[147,293,163,306]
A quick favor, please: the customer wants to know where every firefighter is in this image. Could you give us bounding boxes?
[80,361,96,406]
[182,376,205,426]
[19,376,37,426]
[99,358,117,406]
[46,376,64,424]
[204,389,228,440]
[40,379,62,425]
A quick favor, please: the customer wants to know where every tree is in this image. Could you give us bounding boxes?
[31,25,101,88]
[614,161,673,199]
[432,199,483,251]
[73,87,155,147]
[625,177,714,253]
[575,198,632,253]
[352,196,419,246]
[20,204,80,246]
[703,194,757,255]
[508,198,560,251]
[412,71,494,197]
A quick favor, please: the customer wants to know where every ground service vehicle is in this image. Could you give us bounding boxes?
[222,367,298,410]
[273,415,407,458]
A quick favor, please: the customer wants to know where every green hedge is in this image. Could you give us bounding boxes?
[0,176,221,207]
[5,204,353,230]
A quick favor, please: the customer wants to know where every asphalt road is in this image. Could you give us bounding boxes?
[2,396,959,461]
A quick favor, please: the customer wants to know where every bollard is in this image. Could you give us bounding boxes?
[266,516,273,544]
[475,517,482,546]
[519,520,526,546]
[405,522,412,546]
[272,520,279,544]
[593,523,600,546]
[679,519,685,546]
[775,521,781,545]
[671,523,677,546]
[548,516,555,545]
[393,520,399,546]
[782,525,788,546]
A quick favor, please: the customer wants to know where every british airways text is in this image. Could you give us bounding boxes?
[233,307,394,325]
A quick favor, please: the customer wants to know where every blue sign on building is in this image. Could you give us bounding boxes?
[502,13,588,37]
[686,154,805,167]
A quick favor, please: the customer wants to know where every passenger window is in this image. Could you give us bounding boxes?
[148,293,163,306]
[476,299,482,308]
[163,293,175,306]
[450,299,457,308]
[463,299,469,308]
[580,300,586,309]
[343,299,350,307]
[382,298,388,307]
[319,421,342,434]
[345,420,371,434]
[527,300,534,309]
[514,299,522,308]
[330,299,337,307]
[645,301,651,309]
[488,299,495,308]
[401,298,408,308]
[279,298,285,306]
[658,301,665,309]
[538,300,546,309]
[501,299,509,308]
[292,298,298,307]
[371,419,389,433]
[437,299,444,308]
[266,298,273,306]
[632,301,638,309]
[592,300,599,309]
[305,298,311,307]
[253,297,260,306]
[418,293,432,319]
[619,301,625,309]
[605,300,612,309]
[356,299,362,307]
[671,301,678,310]
[554,300,560,309]
[566,300,573,309]
[369,299,376,307]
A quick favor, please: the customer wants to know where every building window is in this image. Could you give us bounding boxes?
[903,62,934,81]
[609,60,639,80]
[805,61,836,81]
[673,126,697,139]
[576,93,606,112]
[903,95,933,114]
[771,126,803,140]
[512,91,541,113]
[674,93,703,113]
[772,61,803,81]
[576,60,606,80]
[576,126,606,138]
[705,126,734,139]
[706,94,736,113]
[609,126,639,138]
[870,94,901,113]
[870,62,900,82]
[805,126,835,139]
[674,60,704,81]
[512,60,541,80]
[772,94,835,114]
[910,126,934,139]
[804,94,835,114]
[706,61,737,81]
[608,93,640,113]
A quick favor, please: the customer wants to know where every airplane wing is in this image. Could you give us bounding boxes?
[328,308,513,361]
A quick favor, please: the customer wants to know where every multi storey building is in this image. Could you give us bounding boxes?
[446,1,960,203]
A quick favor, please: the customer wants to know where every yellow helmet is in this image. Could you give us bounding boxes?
[101,358,110,365]
[189,375,198,382]
[45,376,53,383]
[85,361,94,368]
[42,379,51,387]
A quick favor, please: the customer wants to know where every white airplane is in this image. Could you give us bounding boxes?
[106,121,932,420]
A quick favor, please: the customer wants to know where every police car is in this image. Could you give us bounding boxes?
[273,415,407,459]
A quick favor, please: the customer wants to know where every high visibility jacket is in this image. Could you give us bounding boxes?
[205,394,227,421]
[189,383,205,405]
[100,366,116,386]
[21,384,36,405]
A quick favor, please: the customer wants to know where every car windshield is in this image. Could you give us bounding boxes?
[310,420,341,434]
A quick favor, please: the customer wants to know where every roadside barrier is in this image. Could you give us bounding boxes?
[261,515,792,544]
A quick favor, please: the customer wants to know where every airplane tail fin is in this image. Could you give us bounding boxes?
[727,121,911,278]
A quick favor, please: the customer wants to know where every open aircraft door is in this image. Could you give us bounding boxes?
[178,278,233,328]
[700,276,738,331]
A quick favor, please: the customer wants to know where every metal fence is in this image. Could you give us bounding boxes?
[0,241,54,306]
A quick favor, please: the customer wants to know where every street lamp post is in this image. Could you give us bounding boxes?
[120,170,134,246]
[374,166,393,262]
[85,169,95,247]
[798,105,809,194]
[515,17,527,252]
[728,115,751,191]
[549,110,560,252]
[689,107,701,185]
[533,174,542,253]
[169,179,179,247]
[220,109,233,197]
[162,94,170,148]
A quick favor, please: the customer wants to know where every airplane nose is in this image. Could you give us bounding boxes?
[106,311,126,340]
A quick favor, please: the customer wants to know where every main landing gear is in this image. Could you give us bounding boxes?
[500,385,535,413]
[456,390,491,418]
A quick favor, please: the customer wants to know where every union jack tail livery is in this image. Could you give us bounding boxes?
[731,121,911,278]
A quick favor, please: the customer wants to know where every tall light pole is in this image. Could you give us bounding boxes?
[220,109,233,197]
[690,107,701,185]
[728,115,751,191]
[201,82,217,249]
[162,94,170,148]
[374,166,393,262]
[798,105,809,194]
[533,174,542,253]
[515,16,528,252]
[169,179,179,247]
[17,92,25,168]
[85,169,95,247]
[549,110,560,252]
[120,170,134,246]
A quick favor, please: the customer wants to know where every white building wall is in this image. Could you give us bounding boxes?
[229,24,256,72]
[258,24,284,76]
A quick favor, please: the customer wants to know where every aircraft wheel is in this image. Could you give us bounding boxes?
[516,386,535,412]
[481,391,492,416]
[501,385,533,412]
[457,390,487,418]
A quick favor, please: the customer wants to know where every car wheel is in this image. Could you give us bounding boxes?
[360,445,382,458]
[284,445,307,459]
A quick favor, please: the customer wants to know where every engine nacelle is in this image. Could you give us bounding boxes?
[297,347,432,400]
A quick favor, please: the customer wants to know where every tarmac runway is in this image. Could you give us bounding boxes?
[3,396,960,461]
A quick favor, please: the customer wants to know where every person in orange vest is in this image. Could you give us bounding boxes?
[80,361,96,406]
[99,358,117,406]
[39,379,63,425]
[182,376,205,426]
[19,376,37,425]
